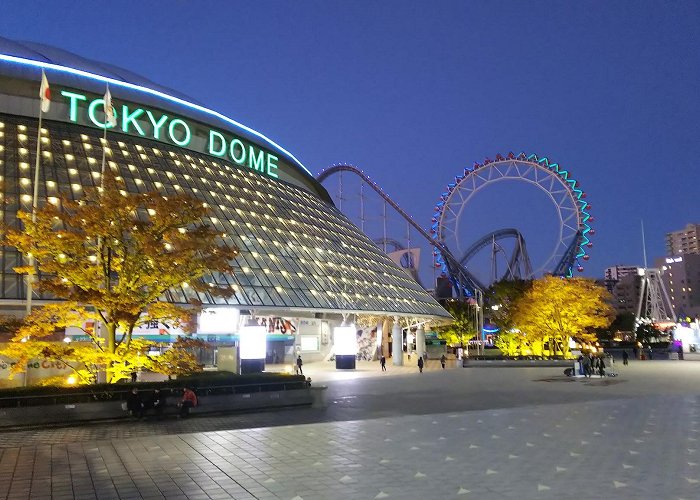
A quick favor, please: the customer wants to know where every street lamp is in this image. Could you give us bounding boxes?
[474,289,484,355]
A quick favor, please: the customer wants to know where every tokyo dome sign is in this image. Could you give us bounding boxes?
[60,90,279,179]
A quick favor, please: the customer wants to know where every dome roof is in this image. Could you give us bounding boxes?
[0,36,200,104]
[0,36,313,179]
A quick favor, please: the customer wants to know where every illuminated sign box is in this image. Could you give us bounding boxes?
[239,325,266,360]
[334,326,357,355]
[199,308,240,334]
[334,326,357,370]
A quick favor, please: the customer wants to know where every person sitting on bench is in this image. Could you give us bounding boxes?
[178,387,197,418]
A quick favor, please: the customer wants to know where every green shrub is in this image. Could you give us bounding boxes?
[0,371,306,407]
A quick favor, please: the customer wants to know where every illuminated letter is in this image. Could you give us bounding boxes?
[61,91,87,122]
[88,99,117,129]
[208,130,227,156]
[230,139,246,164]
[168,119,191,146]
[121,106,145,135]
[146,111,169,140]
[266,154,279,178]
[248,146,264,173]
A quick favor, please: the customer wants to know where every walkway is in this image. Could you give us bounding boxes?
[2,359,700,499]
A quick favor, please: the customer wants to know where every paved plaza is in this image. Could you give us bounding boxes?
[2,359,700,499]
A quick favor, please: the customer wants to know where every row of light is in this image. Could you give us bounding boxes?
[1,122,431,311]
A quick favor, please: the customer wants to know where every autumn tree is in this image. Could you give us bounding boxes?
[492,331,527,357]
[2,168,239,382]
[511,275,615,358]
[149,337,209,379]
[486,279,532,331]
[436,299,477,348]
[0,315,23,342]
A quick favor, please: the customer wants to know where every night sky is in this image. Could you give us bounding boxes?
[2,1,699,286]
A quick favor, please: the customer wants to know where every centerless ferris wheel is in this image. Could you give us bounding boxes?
[431,152,594,293]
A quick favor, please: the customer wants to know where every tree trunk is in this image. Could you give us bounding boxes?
[106,322,116,383]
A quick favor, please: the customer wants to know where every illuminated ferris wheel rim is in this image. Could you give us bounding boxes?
[431,152,593,277]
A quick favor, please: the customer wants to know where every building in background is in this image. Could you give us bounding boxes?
[666,223,700,257]
[657,254,700,319]
[603,266,641,315]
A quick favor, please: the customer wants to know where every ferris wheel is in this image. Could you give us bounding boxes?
[431,152,593,288]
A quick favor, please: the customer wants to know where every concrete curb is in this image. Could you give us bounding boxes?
[0,388,317,429]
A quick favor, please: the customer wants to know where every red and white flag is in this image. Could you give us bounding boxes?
[39,70,51,113]
[104,86,117,127]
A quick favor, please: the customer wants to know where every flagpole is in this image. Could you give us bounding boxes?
[95,84,113,382]
[26,78,46,316]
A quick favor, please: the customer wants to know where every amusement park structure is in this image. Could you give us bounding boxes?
[635,222,675,325]
[459,229,533,285]
[317,152,593,297]
[316,164,483,295]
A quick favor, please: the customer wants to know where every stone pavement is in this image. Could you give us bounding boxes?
[2,360,700,499]
[1,394,698,499]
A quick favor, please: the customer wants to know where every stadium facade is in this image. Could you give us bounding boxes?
[0,37,448,368]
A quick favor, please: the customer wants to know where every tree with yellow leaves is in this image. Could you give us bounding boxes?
[511,275,614,358]
[2,169,239,383]
[435,299,477,348]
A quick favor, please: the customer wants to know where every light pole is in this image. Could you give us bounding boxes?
[474,289,484,356]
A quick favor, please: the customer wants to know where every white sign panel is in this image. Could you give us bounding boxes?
[334,326,357,355]
[240,325,266,359]
[198,308,241,334]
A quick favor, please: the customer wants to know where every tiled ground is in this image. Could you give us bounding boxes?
[1,394,699,499]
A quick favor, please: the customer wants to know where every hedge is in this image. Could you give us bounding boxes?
[0,371,307,408]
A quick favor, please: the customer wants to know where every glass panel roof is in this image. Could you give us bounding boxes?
[0,114,450,319]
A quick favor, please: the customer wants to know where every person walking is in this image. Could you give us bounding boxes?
[296,355,304,376]
[598,356,606,378]
[178,387,198,418]
[582,354,592,378]
[380,355,386,371]
[622,350,629,366]
[440,354,446,369]
[417,356,424,373]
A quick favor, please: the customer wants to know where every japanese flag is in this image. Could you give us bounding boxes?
[104,86,117,127]
[39,70,51,113]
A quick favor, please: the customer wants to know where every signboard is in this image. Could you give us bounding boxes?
[66,318,185,338]
[60,90,280,179]
[256,316,297,335]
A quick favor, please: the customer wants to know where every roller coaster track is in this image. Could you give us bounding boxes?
[373,237,426,289]
[458,228,534,282]
[317,164,484,294]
